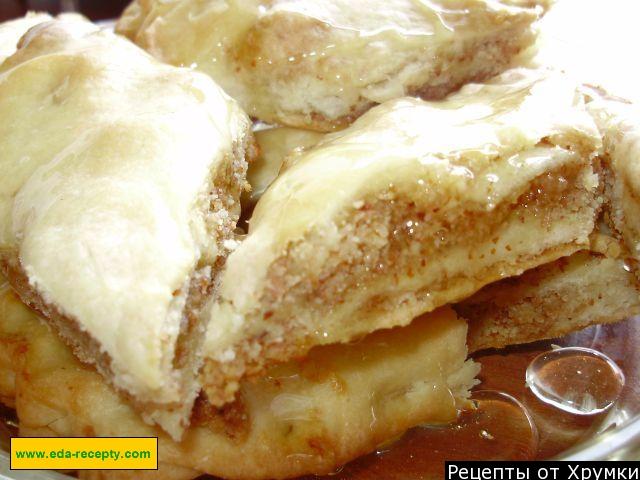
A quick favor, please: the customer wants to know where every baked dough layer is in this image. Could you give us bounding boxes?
[116,0,550,131]
[460,246,640,352]
[0,280,476,480]
[201,68,602,406]
[0,18,252,438]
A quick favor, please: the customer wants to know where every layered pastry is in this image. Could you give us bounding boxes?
[1,234,637,478]
[0,18,253,438]
[116,0,551,131]
[201,68,603,406]
[459,239,640,351]
[243,100,640,354]
[0,278,478,480]
[585,94,640,275]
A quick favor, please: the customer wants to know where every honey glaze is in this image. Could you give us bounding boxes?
[305,390,537,480]
[116,0,549,128]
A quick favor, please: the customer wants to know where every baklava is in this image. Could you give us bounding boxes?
[460,238,640,351]
[0,5,637,479]
[0,18,253,438]
[1,238,637,478]
[201,68,602,406]
[116,0,551,131]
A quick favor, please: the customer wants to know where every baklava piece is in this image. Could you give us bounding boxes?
[117,0,551,131]
[0,282,477,480]
[460,238,640,352]
[461,87,640,352]
[0,19,252,439]
[201,68,602,406]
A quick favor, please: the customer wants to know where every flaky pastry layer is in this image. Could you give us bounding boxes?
[459,247,640,352]
[201,68,603,406]
[116,0,550,131]
[0,17,253,438]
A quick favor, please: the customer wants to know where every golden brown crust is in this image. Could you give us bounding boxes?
[0,136,253,438]
[459,249,640,352]
[203,159,600,406]
[116,0,546,131]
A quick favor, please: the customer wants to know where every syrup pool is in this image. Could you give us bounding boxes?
[305,390,539,480]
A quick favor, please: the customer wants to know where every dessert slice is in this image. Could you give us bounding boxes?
[0,281,197,478]
[460,238,640,352]
[0,280,477,480]
[5,233,635,418]
[0,18,252,438]
[201,68,602,406]
[586,93,640,274]
[116,0,551,131]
